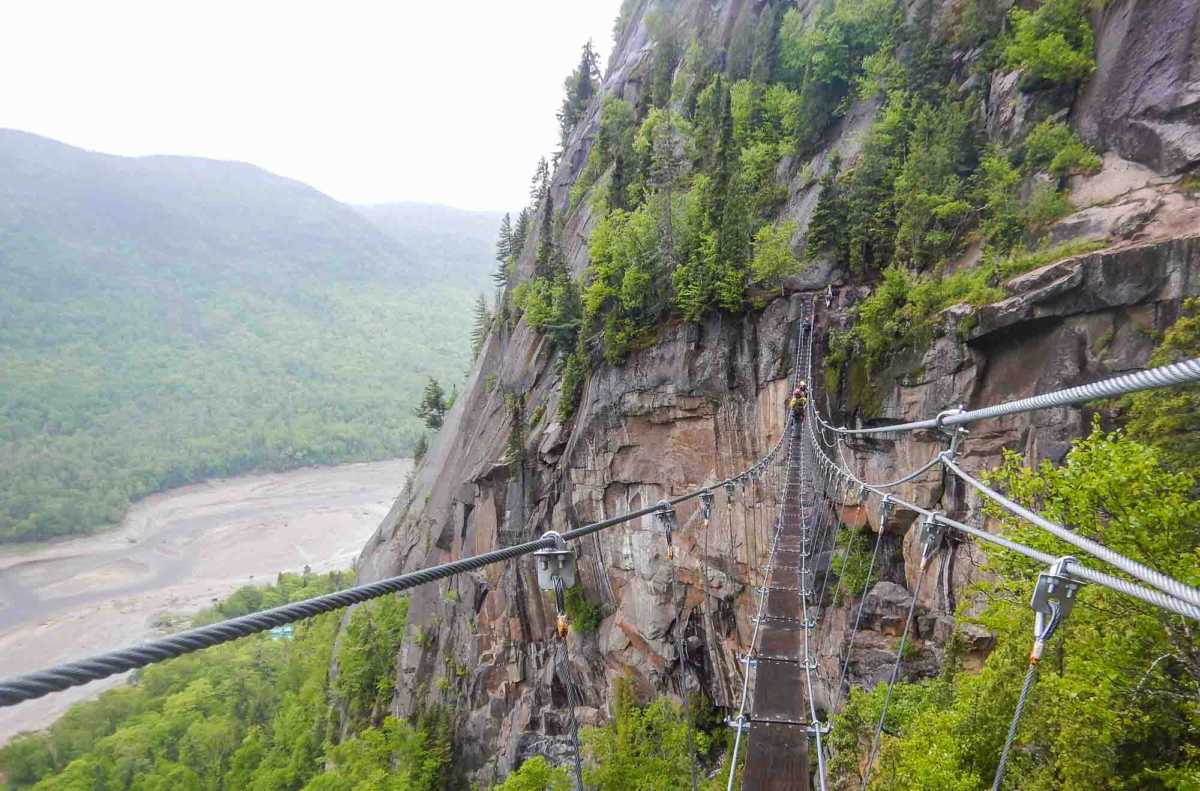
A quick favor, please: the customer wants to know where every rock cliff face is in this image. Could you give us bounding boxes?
[355,0,1200,782]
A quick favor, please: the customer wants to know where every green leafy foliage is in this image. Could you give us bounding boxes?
[831,423,1200,789]
[581,680,720,791]
[749,221,804,290]
[492,756,572,791]
[1022,120,1102,176]
[584,205,671,362]
[1004,0,1096,85]
[0,574,453,791]
[829,239,1104,378]
[557,349,587,423]
[334,595,411,725]
[775,0,894,153]
[564,584,603,633]
[570,96,638,211]
[558,41,601,148]
[831,527,879,602]
[416,378,449,430]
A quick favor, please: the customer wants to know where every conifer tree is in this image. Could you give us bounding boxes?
[495,214,512,263]
[415,378,448,430]
[512,207,530,258]
[493,214,513,288]
[806,153,846,263]
[471,294,493,359]
[530,157,550,203]
[557,40,601,145]
[535,194,555,276]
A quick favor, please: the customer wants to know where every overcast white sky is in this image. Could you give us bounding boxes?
[0,1,622,212]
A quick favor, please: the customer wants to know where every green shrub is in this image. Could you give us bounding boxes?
[832,527,879,600]
[581,680,714,790]
[1004,0,1095,85]
[334,595,410,724]
[749,221,804,289]
[1023,119,1101,176]
[584,205,670,361]
[493,756,572,791]
[564,583,602,633]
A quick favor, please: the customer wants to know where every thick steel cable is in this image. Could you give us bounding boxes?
[802,350,1200,621]
[817,358,1200,436]
[556,639,586,791]
[798,437,830,791]
[942,455,1200,609]
[834,501,887,707]
[834,436,943,490]
[990,598,1063,791]
[859,567,929,791]
[0,402,789,708]
[991,660,1038,790]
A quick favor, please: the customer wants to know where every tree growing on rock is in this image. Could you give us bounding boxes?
[558,40,601,146]
[415,378,448,429]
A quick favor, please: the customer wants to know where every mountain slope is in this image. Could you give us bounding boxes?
[0,130,495,542]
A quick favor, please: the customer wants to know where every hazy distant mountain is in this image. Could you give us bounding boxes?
[0,129,494,542]
[356,201,504,287]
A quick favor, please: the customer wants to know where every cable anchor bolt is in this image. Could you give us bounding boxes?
[878,494,894,532]
[806,720,832,736]
[655,500,677,561]
[1029,557,1080,663]
[919,512,946,570]
[534,532,577,638]
[935,405,969,459]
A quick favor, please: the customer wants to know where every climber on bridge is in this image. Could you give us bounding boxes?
[788,383,808,434]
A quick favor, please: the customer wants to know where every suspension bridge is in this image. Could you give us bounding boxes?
[1,295,1198,789]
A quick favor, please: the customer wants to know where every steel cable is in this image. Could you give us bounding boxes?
[818,358,1200,437]
[859,567,930,791]
[942,455,1200,609]
[0,399,790,708]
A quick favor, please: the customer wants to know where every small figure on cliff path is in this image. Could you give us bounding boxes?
[788,384,808,435]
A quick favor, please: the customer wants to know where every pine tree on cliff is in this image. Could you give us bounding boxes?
[493,213,513,288]
[511,207,530,259]
[530,157,550,203]
[557,40,601,146]
[415,377,447,430]
[535,193,555,276]
[532,158,554,277]
[470,294,492,359]
[806,152,846,263]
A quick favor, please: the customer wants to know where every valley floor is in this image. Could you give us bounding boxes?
[0,458,409,744]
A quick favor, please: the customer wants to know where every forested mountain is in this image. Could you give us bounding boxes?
[0,129,496,542]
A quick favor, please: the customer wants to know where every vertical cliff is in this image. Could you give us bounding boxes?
[355,0,1200,782]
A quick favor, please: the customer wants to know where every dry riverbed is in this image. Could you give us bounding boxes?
[0,458,409,745]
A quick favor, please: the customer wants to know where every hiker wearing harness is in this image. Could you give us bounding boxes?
[787,383,807,434]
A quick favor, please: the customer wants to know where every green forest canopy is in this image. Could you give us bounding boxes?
[0,130,501,543]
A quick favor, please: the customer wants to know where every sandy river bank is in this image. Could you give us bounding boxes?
[0,458,409,744]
